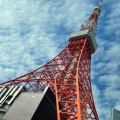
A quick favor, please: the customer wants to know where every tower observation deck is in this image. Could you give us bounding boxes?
[0,1,102,120]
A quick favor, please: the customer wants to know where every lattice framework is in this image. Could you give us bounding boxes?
[0,37,99,120]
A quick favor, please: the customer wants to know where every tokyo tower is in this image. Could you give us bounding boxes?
[0,1,102,120]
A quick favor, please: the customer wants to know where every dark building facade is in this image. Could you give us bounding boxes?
[0,86,57,120]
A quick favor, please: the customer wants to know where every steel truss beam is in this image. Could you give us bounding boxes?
[0,38,99,120]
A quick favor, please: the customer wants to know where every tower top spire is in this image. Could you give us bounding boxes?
[80,0,103,32]
[69,0,103,53]
[99,0,102,6]
[94,0,103,12]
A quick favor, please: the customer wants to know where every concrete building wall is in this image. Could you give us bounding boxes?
[2,86,57,120]
[110,109,120,120]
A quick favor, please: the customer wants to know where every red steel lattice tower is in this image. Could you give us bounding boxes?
[0,1,102,120]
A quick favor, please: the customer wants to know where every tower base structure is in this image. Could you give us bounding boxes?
[0,38,99,120]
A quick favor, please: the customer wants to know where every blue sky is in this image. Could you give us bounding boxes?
[0,0,120,119]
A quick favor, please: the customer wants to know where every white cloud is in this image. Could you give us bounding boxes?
[0,0,93,81]
[92,84,111,120]
[91,1,120,119]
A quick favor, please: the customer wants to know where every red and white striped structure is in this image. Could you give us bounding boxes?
[0,1,102,120]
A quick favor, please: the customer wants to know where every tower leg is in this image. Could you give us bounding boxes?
[0,38,99,120]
